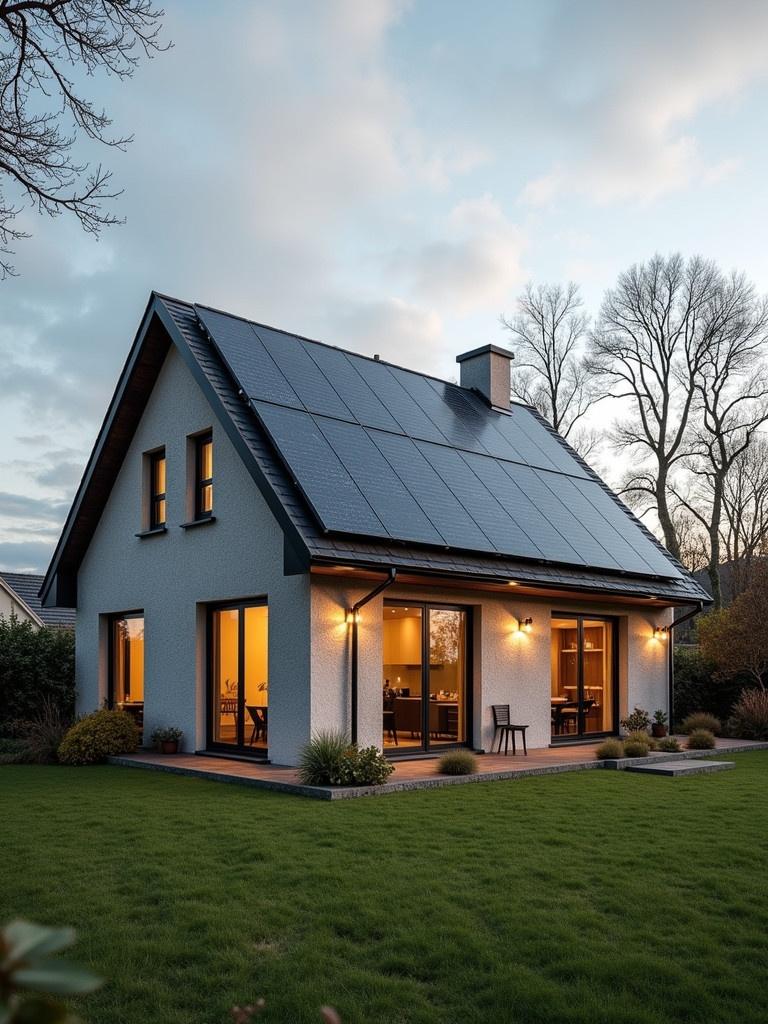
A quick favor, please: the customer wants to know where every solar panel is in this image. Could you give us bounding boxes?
[370,430,496,552]
[253,402,389,538]
[196,307,301,407]
[195,303,682,580]
[254,326,353,421]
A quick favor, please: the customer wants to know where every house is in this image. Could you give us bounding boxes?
[0,572,76,630]
[41,293,710,764]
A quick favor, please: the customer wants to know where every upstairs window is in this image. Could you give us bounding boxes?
[195,433,213,519]
[149,449,167,529]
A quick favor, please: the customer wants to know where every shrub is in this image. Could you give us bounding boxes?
[13,697,72,764]
[653,709,668,726]
[673,645,747,725]
[656,736,682,753]
[686,729,716,750]
[726,689,768,740]
[595,739,624,760]
[681,712,721,736]
[57,709,139,765]
[297,732,393,786]
[623,739,650,757]
[0,737,27,765]
[620,707,651,733]
[0,615,75,736]
[437,750,478,775]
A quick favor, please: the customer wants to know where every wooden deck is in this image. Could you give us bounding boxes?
[108,737,767,800]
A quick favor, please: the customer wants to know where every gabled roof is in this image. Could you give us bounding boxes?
[1,572,75,628]
[41,292,711,608]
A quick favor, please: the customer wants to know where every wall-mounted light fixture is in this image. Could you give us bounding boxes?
[345,609,361,625]
[522,616,533,633]
[653,624,669,640]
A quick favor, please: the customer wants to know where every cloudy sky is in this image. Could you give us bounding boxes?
[2,0,768,573]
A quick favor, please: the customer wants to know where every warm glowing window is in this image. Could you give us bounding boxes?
[195,433,213,518]
[111,614,144,706]
[149,450,166,528]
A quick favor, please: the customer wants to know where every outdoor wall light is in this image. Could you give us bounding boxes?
[653,625,669,640]
[522,617,533,633]
[345,609,361,625]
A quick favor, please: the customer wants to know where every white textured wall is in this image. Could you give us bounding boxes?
[76,346,311,763]
[0,586,37,626]
[309,578,672,754]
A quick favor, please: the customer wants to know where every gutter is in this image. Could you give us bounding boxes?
[668,601,706,726]
[349,568,397,744]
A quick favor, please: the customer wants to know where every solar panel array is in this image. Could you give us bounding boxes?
[195,305,680,579]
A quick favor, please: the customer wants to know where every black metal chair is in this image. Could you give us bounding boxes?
[246,705,268,745]
[492,704,529,755]
[382,709,398,745]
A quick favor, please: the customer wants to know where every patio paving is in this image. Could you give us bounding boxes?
[108,736,768,800]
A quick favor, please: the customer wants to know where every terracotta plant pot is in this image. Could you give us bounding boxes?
[160,740,179,754]
[651,724,667,738]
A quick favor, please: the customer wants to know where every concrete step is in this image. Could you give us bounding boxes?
[626,759,735,777]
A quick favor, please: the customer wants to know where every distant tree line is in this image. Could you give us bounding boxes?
[503,253,768,610]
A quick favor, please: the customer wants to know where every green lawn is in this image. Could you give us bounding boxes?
[2,755,768,1024]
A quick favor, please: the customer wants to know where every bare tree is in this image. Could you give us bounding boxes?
[0,0,168,277]
[722,437,768,597]
[589,253,721,560]
[501,283,600,458]
[671,275,768,607]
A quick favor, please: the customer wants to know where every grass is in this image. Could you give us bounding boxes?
[2,754,768,1024]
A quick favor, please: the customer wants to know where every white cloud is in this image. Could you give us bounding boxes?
[519,0,768,205]
[390,195,526,314]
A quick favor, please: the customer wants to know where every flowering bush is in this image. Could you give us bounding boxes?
[620,707,651,733]
[58,709,139,765]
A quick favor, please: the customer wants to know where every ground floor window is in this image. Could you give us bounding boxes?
[382,602,470,753]
[109,612,145,740]
[551,614,616,739]
[209,601,268,756]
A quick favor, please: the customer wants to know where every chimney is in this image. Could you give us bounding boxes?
[456,344,514,409]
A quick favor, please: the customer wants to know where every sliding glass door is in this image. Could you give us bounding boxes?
[209,601,268,756]
[551,614,616,739]
[382,602,470,754]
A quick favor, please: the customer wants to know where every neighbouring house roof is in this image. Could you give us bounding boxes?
[41,292,711,609]
[0,572,76,629]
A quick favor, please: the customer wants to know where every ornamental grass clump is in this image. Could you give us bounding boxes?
[727,689,768,740]
[58,709,139,765]
[437,750,478,775]
[656,736,682,753]
[623,738,650,757]
[626,730,656,750]
[686,729,716,750]
[297,731,393,786]
[680,712,721,736]
[595,738,624,760]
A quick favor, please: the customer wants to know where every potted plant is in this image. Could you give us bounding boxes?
[151,726,183,754]
[652,709,668,738]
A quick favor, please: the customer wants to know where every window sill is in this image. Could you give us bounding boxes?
[180,516,217,530]
[135,526,167,539]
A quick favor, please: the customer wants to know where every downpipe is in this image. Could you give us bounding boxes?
[668,601,705,727]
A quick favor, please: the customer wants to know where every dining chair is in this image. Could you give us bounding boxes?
[491,704,529,755]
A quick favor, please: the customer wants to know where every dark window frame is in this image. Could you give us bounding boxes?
[383,599,473,758]
[550,612,619,743]
[206,597,269,760]
[148,449,166,529]
[195,432,213,520]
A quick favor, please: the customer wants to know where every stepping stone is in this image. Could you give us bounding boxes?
[627,759,735,777]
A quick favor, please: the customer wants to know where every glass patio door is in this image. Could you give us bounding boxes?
[382,602,469,753]
[209,602,268,756]
[551,615,616,739]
